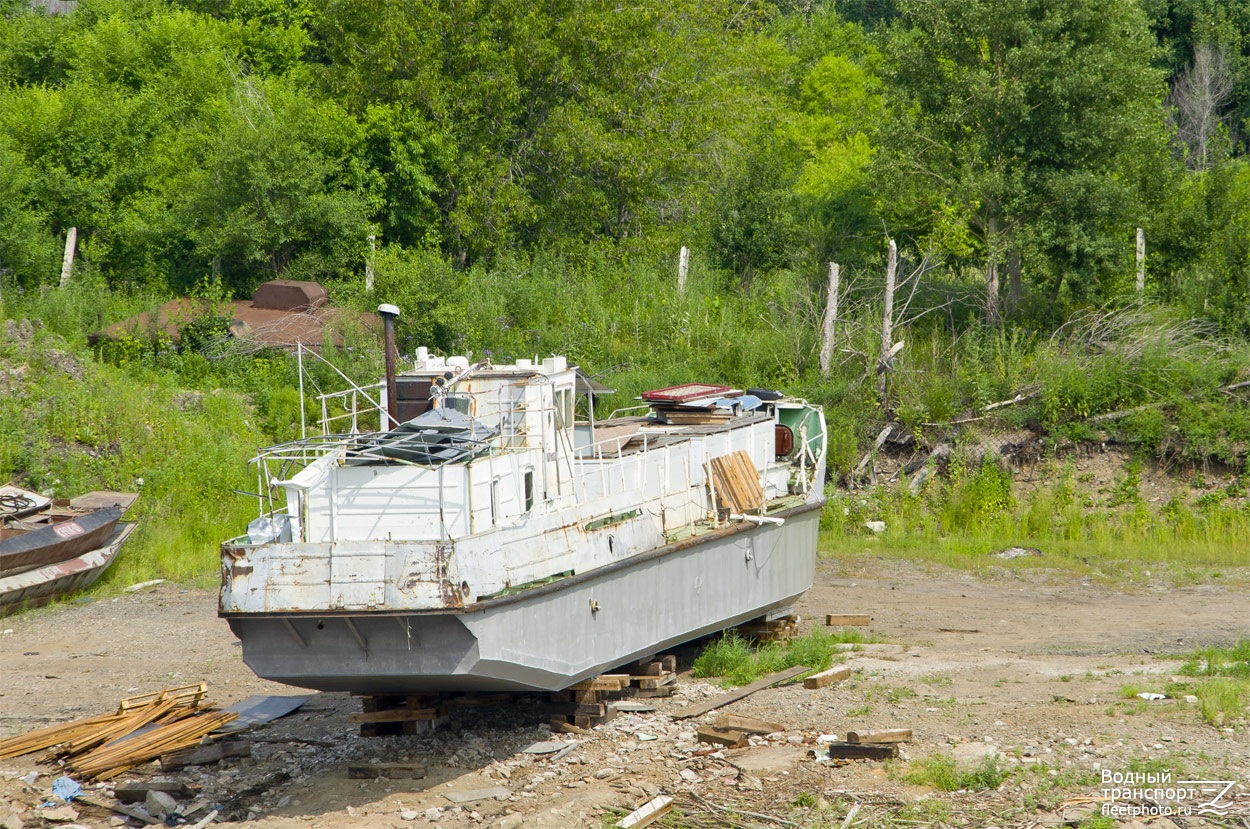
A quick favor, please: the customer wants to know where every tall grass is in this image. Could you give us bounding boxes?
[3,252,1249,589]
[822,458,1250,573]
[691,630,855,687]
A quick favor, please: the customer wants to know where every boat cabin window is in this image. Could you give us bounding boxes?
[442,394,472,415]
[523,468,535,513]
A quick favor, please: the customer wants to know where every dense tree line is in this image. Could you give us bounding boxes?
[3,0,1250,334]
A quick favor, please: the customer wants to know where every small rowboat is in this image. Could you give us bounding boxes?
[0,523,137,613]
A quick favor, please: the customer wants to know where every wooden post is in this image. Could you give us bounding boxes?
[677,246,689,293]
[878,240,897,398]
[819,262,840,378]
[59,227,77,288]
[365,233,377,292]
[1135,227,1145,293]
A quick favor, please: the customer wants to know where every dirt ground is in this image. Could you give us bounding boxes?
[1,558,1247,828]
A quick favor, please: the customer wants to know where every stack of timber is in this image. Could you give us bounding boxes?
[0,683,239,780]
[549,655,679,732]
[734,613,799,643]
[351,692,516,736]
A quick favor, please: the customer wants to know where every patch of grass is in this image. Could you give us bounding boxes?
[899,754,1007,792]
[1077,817,1118,829]
[691,630,847,687]
[1180,638,1250,678]
[1177,639,1250,725]
[1194,679,1248,726]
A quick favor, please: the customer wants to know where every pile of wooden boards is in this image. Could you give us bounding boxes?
[705,451,765,514]
[549,655,679,732]
[0,683,238,780]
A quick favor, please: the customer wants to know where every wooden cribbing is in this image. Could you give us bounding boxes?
[825,614,872,626]
[348,707,440,724]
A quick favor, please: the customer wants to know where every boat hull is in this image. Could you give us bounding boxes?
[0,507,124,577]
[223,503,821,694]
[0,523,136,614]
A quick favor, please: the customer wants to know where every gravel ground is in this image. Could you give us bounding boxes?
[1,558,1248,828]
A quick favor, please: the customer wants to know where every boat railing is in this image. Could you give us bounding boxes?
[317,383,385,435]
[569,427,656,505]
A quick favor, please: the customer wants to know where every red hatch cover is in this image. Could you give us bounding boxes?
[641,383,734,403]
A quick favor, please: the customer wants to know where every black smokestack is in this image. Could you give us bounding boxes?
[378,303,400,428]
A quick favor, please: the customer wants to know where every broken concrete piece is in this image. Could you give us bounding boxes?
[144,790,177,819]
[521,741,573,755]
[37,804,78,822]
[443,787,511,804]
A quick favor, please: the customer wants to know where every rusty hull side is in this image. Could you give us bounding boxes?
[220,502,821,694]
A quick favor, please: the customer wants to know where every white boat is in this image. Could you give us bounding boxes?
[220,319,827,694]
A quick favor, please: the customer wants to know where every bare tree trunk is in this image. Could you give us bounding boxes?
[985,214,1000,325]
[879,240,897,399]
[1135,228,1145,293]
[819,262,840,378]
[1006,249,1022,312]
[59,227,77,288]
[365,232,377,292]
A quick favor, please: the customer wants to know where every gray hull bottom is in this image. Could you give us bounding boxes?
[224,506,820,694]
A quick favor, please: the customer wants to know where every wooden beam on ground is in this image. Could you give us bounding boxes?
[846,728,912,744]
[712,714,785,735]
[696,726,745,747]
[803,666,852,690]
[348,762,428,779]
[616,794,674,829]
[76,794,162,826]
[826,614,872,626]
[826,741,897,760]
[672,665,810,720]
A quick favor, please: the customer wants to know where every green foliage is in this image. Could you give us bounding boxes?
[876,0,1169,314]
[0,327,265,582]
[937,458,1016,532]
